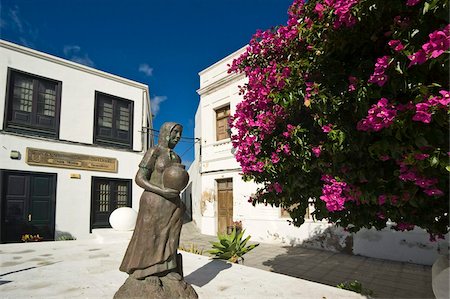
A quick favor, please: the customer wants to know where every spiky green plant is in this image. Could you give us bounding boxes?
[207,228,259,263]
[179,243,204,255]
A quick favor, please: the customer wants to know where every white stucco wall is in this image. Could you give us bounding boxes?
[0,40,151,240]
[0,134,144,239]
[0,41,149,151]
[193,46,446,265]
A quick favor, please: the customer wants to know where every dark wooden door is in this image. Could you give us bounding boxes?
[91,178,131,230]
[1,171,56,243]
[217,178,233,234]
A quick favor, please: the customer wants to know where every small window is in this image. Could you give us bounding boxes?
[94,92,133,148]
[91,177,132,229]
[4,68,61,137]
[215,105,231,141]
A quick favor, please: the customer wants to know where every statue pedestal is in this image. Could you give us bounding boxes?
[114,273,198,299]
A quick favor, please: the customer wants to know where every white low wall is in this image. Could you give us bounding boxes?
[197,214,447,265]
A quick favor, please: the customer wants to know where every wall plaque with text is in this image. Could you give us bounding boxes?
[26,147,118,173]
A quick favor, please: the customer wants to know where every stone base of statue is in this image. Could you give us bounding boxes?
[114,272,198,299]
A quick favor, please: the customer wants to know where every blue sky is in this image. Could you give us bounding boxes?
[0,0,293,164]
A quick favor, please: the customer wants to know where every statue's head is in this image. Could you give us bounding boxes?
[158,122,183,149]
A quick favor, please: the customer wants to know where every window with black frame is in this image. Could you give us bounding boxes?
[4,68,61,138]
[91,177,132,229]
[94,92,133,148]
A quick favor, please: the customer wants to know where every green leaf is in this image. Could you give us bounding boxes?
[423,2,430,14]
[430,156,439,167]
[414,136,428,148]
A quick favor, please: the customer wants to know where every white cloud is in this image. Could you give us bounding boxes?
[3,5,36,47]
[150,95,167,116]
[63,45,81,56]
[70,55,94,67]
[63,45,94,67]
[9,6,23,32]
[138,63,153,76]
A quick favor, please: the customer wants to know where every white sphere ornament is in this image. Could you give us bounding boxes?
[109,207,137,231]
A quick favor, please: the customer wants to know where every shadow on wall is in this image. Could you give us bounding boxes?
[266,225,353,254]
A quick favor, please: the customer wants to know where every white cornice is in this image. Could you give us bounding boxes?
[0,39,149,91]
[196,72,245,96]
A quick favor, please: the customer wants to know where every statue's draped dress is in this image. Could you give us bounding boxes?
[119,122,185,279]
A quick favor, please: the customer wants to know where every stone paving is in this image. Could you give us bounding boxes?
[0,232,364,299]
[180,221,434,299]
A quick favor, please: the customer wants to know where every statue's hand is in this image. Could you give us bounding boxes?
[163,187,180,199]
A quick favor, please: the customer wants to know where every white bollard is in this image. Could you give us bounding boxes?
[109,207,137,231]
[432,254,449,299]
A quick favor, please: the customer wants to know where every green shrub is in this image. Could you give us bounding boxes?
[207,228,259,263]
[179,243,204,255]
[56,233,76,241]
[337,280,374,296]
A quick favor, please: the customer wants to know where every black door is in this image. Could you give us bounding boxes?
[1,171,56,243]
[91,177,131,230]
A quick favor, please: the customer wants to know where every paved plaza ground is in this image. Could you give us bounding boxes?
[180,222,434,299]
[0,222,434,298]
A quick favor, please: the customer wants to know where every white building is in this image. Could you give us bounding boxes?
[0,40,152,242]
[188,47,447,265]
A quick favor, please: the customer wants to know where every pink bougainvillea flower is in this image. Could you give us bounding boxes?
[376,212,386,220]
[282,143,291,155]
[414,178,438,188]
[348,76,358,92]
[408,50,427,67]
[322,124,333,133]
[422,29,450,58]
[379,155,390,161]
[271,152,280,164]
[438,90,450,106]
[312,146,322,157]
[414,153,429,160]
[395,222,415,231]
[424,188,444,197]
[378,195,387,205]
[357,98,397,132]
[273,182,283,194]
[388,39,405,51]
[412,110,432,123]
[314,2,325,19]
[406,0,421,6]
[368,56,391,86]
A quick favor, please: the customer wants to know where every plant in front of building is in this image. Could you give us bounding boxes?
[179,243,205,255]
[56,233,77,241]
[208,228,259,263]
[229,0,449,239]
[21,234,43,242]
[337,280,374,296]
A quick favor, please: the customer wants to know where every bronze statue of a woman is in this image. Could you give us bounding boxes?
[115,122,197,298]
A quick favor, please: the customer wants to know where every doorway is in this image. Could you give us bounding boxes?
[217,178,233,234]
[1,170,57,243]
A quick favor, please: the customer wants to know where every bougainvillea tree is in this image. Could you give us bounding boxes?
[229,0,449,239]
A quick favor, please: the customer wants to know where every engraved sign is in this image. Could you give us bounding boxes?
[26,147,118,173]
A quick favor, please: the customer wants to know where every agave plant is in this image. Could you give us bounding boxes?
[207,228,259,263]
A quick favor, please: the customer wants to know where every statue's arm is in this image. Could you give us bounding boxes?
[135,149,179,199]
